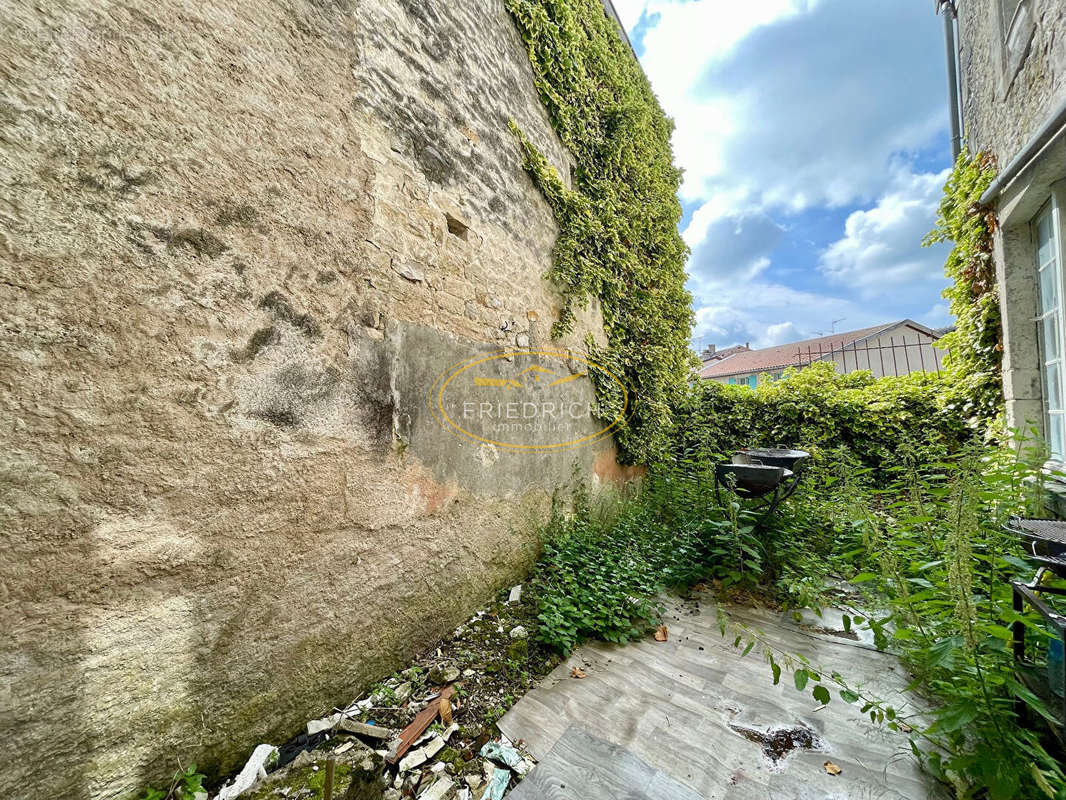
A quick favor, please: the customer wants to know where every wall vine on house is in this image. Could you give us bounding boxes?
[924,147,1002,424]
[504,0,695,464]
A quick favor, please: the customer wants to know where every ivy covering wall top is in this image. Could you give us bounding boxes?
[505,0,695,464]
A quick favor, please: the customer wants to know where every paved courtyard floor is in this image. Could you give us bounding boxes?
[500,593,947,800]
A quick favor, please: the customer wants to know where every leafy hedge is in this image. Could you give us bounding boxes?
[666,363,975,471]
[505,0,694,465]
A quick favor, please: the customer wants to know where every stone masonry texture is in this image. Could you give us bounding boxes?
[0,1,631,797]
[958,0,1066,163]
[956,0,1066,434]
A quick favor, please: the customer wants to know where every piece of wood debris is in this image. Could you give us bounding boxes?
[570,666,587,679]
[824,760,842,775]
[440,697,453,726]
[386,686,456,764]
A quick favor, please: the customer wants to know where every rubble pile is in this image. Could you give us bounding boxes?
[211,587,549,800]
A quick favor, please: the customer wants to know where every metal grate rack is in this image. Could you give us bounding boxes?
[1005,517,1066,733]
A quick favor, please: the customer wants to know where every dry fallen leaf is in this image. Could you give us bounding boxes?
[654,625,668,642]
[824,761,842,776]
[439,697,452,726]
[570,666,587,679]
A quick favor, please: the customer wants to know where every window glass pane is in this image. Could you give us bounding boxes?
[1036,211,1053,261]
[1048,362,1063,411]
[1045,314,1061,361]
[1050,414,1065,462]
[1038,214,1054,264]
[1041,265,1058,312]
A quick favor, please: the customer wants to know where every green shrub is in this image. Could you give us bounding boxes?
[763,444,1064,799]
[531,471,742,652]
[137,765,206,800]
[668,363,975,474]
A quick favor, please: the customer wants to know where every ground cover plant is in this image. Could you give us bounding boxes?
[529,360,1066,799]
[756,441,1066,799]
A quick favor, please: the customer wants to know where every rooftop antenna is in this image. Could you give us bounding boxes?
[831,317,846,333]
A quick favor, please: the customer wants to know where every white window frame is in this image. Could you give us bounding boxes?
[1035,195,1066,464]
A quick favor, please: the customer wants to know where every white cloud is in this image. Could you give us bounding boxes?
[819,166,951,299]
[691,279,880,350]
[610,0,652,33]
[614,0,956,349]
[628,0,948,223]
[919,303,953,329]
[764,321,803,346]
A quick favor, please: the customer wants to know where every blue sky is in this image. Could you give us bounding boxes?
[615,0,955,349]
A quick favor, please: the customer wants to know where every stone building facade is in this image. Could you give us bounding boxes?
[954,0,1066,459]
[0,1,635,797]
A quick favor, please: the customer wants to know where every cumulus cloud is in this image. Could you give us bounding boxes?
[685,209,784,293]
[692,280,872,350]
[819,166,952,300]
[613,0,955,349]
[692,0,947,210]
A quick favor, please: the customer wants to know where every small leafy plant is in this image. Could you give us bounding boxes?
[138,764,206,800]
[727,439,1066,799]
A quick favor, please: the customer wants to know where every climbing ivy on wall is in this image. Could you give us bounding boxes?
[924,148,1002,423]
[505,0,695,464]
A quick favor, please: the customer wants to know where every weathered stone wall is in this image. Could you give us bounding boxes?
[957,0,1066,162]
[0,2,628,798]
[956,0,1066,439]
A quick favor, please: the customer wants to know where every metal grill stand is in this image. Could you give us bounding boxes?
[1005,516,1066,732]
[713,448,809,529]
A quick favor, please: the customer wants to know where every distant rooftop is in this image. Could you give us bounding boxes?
[697,343,751,364]
[698,320,938,379]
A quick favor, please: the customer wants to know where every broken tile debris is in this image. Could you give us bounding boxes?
[215,744,279,800]
[180,586,548,800]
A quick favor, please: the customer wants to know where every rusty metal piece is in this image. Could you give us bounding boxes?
[385,686,456,764]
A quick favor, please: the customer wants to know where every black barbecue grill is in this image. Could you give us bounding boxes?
[1005,516,1066,732]
[713,447,809,528]
[1006,516,1066,573]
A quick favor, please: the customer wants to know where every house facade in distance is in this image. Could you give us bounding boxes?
[698,320,945,387]
[950,0,1066,459]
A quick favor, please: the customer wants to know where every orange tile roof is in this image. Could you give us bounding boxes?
[698,320,932,379]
